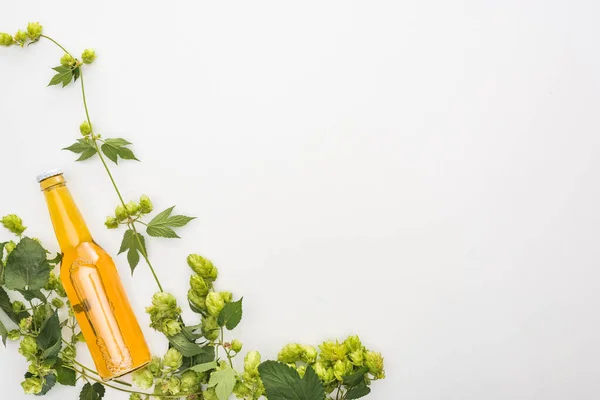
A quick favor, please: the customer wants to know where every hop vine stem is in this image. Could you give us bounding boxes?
[42,35,164,292]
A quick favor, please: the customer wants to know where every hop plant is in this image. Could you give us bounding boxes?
[14,30,28,46]
[139,194,153,214]
[0,33,14,46]
[125,201,140,216]
[79,121,92,136]
[187,254,218,280]
[163,348,183,369]
[26,22,43,41]
[81,48,96,64]
[21,377,43,395]
[60,53,76,67]
[132,367,154,390]
[115,204,128,221]
[105,216,119,229]
[1,214,26,235]
[146,292,182,335]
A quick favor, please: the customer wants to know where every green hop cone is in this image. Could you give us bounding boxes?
[62,345,76,362]
[151,292,179,313]
[60,53,76,67]
[187,254,218,280]
[220,291,232,303]
[233,381,251,398]
[81,48,96,64]
[26,22,43,41]
[343,335,363,353]
[132,366,154,389]
[105,216,119,229]
[203,388,218,400]
[314,361,335,384]
[278,343,304,363]
[349,349,365,366]
[19,336,38,361]
[365,351,385,379]
[1,214,26,235]
[319,340,347,362]
[139,194,153,214]
[244,351,261,372]
[33,306,47,327]
[21,377,43,395]
[0,33,14,46]
[166,376,181,395]
[8,329,21,341]
[115,205,128,221]
[148,356,163,377]
[231,339,243,353]
[190,274,210,296]
[188,289,207,311]
[126,201,140,216]
[333,359,354,381]
[161,319,182,336]
[303,345,318,363]
[51,298,64,308]
[201,315,219,341]
[12,301,25,314]
[129,394,142,400]
[79,121,92,136]
[14,30,28,46]
[163,348,183,369]
[205,291,225,317]
[19,317,32,332]
[180,370,201,393]
[296,365,306,378]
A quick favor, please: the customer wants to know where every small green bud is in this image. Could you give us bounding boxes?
[26,22,43,41]
[244,351,262,372]
[161,319,182,336]
[187,254,218,280]
[79,121,92,136]
[365,351,385,379]
[333,359,353,381]
[62,345,76,362]
[206,291,225,317]
[5,240,16,257]
[190,275,210,296]
[151,292,179,312]
[21,377,43,395]
[188,289,207,311]
[349,349,365,366]
[1,214,26,235]
[296,365,306,378]
[343,335,363,353]
[33,306,47,327]
[278,343,304,363]
[231,339,243,352]
[51,298,64,308]
[0,33,14,46]
[60,53,76,67]
[126,201,140,216]
[14,30,28,46]
[180,370,201,393]
[148,356,163,377]
[163,348,183,369]
[12,301,25,314]
[166,376,181,395]
[314,361,335,383]
[19,317,32,332]
[129,394,142,400]
[139,194,153,214]
[115,205,128,221]
[81,48,96,64]
[302,345,318,364]
[132,367,154,389]
[19,336,38,360]
[203,388,218,400]
[201,315,220,341]
[105,216,119,229]
[7,329,21,341]
[233,381,251,397]
[319,340,347,362]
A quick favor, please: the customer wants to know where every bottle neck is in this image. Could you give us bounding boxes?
[40,175,92,251]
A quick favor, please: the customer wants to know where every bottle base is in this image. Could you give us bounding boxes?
[100,359,151,382]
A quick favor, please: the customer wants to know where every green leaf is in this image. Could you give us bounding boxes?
[118,230,147,273]
[181,345,215,370]
[48,65,74,87]
[189,361,218,374]
[4,238,50,291]
[55,358,77,386]
[345,382,371,399]
[100,139,139,164]
[63,139,97,161]
[0,286,29,324]
[146,206,195,239]
[167,333,206,357]
[79,382,105,400]
[37,312,62,362]
[342,366,369,387]
[258,361,326,400]
[72,66,81,82]
[182,324,204,341]
[217,298,243,330]
[207,366,237,400]
[0,319,7,346]
[38,373,57,395]
[16,289,47,302]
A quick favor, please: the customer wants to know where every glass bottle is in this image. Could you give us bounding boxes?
[38,169,150,380]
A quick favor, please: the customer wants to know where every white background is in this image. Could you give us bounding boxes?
[1,1,600,399]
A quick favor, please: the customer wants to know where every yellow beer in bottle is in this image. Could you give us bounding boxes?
[38,169,150,380]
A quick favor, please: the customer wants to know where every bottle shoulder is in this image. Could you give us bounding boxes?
[61,241,112,265]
